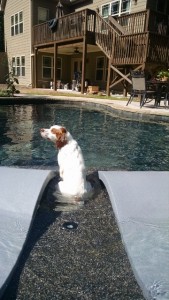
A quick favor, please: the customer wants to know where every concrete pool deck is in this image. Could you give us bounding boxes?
[1,88,169,123]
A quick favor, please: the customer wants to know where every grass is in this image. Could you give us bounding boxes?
[18,87,128,101]
[0,84,128,101]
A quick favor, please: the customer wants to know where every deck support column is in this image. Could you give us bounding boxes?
[106,58,112,96]
[123,67,128,97]
[53,43,58,91]
[81,11,87,94]
[81,38,87,94]
[34,47,38,88]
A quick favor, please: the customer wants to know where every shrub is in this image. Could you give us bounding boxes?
[5,71,20,96]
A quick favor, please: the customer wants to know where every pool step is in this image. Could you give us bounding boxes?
[0,167,56,297]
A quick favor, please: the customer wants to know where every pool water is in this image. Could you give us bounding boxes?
[0,103,169,170]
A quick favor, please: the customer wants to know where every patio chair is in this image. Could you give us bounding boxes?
[126,70,157,107]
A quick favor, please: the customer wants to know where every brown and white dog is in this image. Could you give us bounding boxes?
[40,125,92,199]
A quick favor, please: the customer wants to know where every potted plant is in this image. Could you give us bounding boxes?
[156,69,169,81]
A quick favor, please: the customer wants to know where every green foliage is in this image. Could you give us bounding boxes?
[156,69,169,79]
[0,89,9,97]
[5,71,20,96]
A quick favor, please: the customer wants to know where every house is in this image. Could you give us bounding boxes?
[1,0,169,94]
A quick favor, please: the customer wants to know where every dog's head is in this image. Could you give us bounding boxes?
[40,125,68,149]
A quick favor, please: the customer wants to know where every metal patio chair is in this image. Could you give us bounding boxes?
[127,70,157,108]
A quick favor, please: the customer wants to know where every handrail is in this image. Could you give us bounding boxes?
[95,12,114,59]
[108,15,127,35]
[95,11,149,65]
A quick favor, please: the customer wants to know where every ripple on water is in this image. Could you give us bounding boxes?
[0,103,169,170]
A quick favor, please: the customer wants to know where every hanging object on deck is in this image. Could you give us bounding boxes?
[56,0,64,19]
[48,0,64,32]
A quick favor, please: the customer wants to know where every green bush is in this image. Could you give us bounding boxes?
[5,71,20,96]
[0,89,9,97]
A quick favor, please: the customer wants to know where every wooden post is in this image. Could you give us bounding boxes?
[81,38,87,94]
[81,11,87,94]
[106,58,111,96]
[34,47,38,88]
[53,43,58,91]
[123,67,128,97]
[106,31,115,95]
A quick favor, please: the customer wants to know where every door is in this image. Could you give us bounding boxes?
[71,58,82,82]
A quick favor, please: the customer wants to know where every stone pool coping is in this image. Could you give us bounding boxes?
[1,93,169,123]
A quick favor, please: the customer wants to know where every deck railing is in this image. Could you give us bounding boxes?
[33,9,95,47]
[95,12,148,64]
[117,9,169,36]
[147,33,169,64]
[117,10,148,34]
[32,8,169,66]
[95,13,114,58]
[148,10,169,35]
[112,32,148,64]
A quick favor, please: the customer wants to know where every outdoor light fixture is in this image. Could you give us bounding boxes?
[62,221,78,230]
[133,0,137,4]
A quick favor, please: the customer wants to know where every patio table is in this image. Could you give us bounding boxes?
[146,80,169,107]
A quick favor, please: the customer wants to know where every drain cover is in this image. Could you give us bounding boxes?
[62,221,78,230]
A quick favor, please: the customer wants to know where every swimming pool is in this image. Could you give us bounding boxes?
[0,103,169,170]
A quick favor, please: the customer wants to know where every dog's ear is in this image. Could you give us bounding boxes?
[51,127,67,147]
[59,127,67,142]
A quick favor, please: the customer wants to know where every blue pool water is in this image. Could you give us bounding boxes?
[0,103,169,170]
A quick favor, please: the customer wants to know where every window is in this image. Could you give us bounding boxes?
[12,56,25,76]
[42,56,62,79]
[38,7,49,24]
[121,0,130,13]
[11,11,23,36]
[42,56,52,78]
[102,4,110,19]
[96,57,105,81]
[101,0,131,20]
[57,58,62,80]
[111,1,120,16]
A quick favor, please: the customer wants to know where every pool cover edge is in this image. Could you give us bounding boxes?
[99,171,169,300]
[0,167,56,298]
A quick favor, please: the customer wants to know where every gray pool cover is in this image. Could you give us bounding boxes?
[99,171,169,300]
[0,167,55,298]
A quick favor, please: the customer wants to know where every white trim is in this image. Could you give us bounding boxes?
[10,11,23,36]
[101,0,131,19]
[12,55,25,77]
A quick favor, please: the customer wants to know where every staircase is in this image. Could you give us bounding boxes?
[94,12,148,94]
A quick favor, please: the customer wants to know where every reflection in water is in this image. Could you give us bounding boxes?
[41,173,99,212]
[0,103,169,170]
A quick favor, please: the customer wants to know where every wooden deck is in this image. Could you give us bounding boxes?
[33,9,169,66]
[33,9,95,48]
[32,9,169,94]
